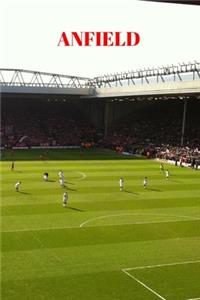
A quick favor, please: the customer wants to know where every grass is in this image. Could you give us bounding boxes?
[1,149,200,300]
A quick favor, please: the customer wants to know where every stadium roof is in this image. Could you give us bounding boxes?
[1,62,200,99]
[140,0,200,5]
[1,62,200,89]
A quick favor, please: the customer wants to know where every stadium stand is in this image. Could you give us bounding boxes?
[1,99,100,148]
[1,62,199,167]
[1,97,200,167]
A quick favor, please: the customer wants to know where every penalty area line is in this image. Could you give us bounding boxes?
[122,261,200,300]
[123,260,200,271]
[122,269,166,300]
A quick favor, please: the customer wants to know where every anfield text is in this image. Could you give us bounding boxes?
[57,31,140,47]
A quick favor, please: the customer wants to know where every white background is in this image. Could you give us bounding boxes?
[1,0,200,77]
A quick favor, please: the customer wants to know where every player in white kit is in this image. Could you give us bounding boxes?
[59,178,65,187]
[165,170,169,180]
[15,181,21,192]
[58,170,64,179]
[43,172,48,181]
[143,177,148,189]
[58,170,65,187]
[119,178,124,191]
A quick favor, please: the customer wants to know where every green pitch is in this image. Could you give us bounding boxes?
[1,149,200,300]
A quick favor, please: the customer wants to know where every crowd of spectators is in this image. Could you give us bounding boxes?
[101,100,200,166]
[1,101,100,148]
[155,146,200,168]
[1,116,98,148]
[1,99,200,167]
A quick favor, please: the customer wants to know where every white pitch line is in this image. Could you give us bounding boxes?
[30,232,62,262]
[2,214,200,233]
[80,218,199,228]
[122,260,200,300]
[123,260,200,271]
[79,212,200,228]
[30,232,45,248]
[76,172,87,181]
[122,269,166,300]
[1,220,185,233]
[1,225,79,233]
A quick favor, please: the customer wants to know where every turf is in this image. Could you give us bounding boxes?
[1,149,200,300]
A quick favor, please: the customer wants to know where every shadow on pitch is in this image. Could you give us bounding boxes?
[149,188,162,192]
[66,187,77,191]
[18,191,30,194]
[170,179,180,183]
[67,206,84,212]
[124,190,139,195]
